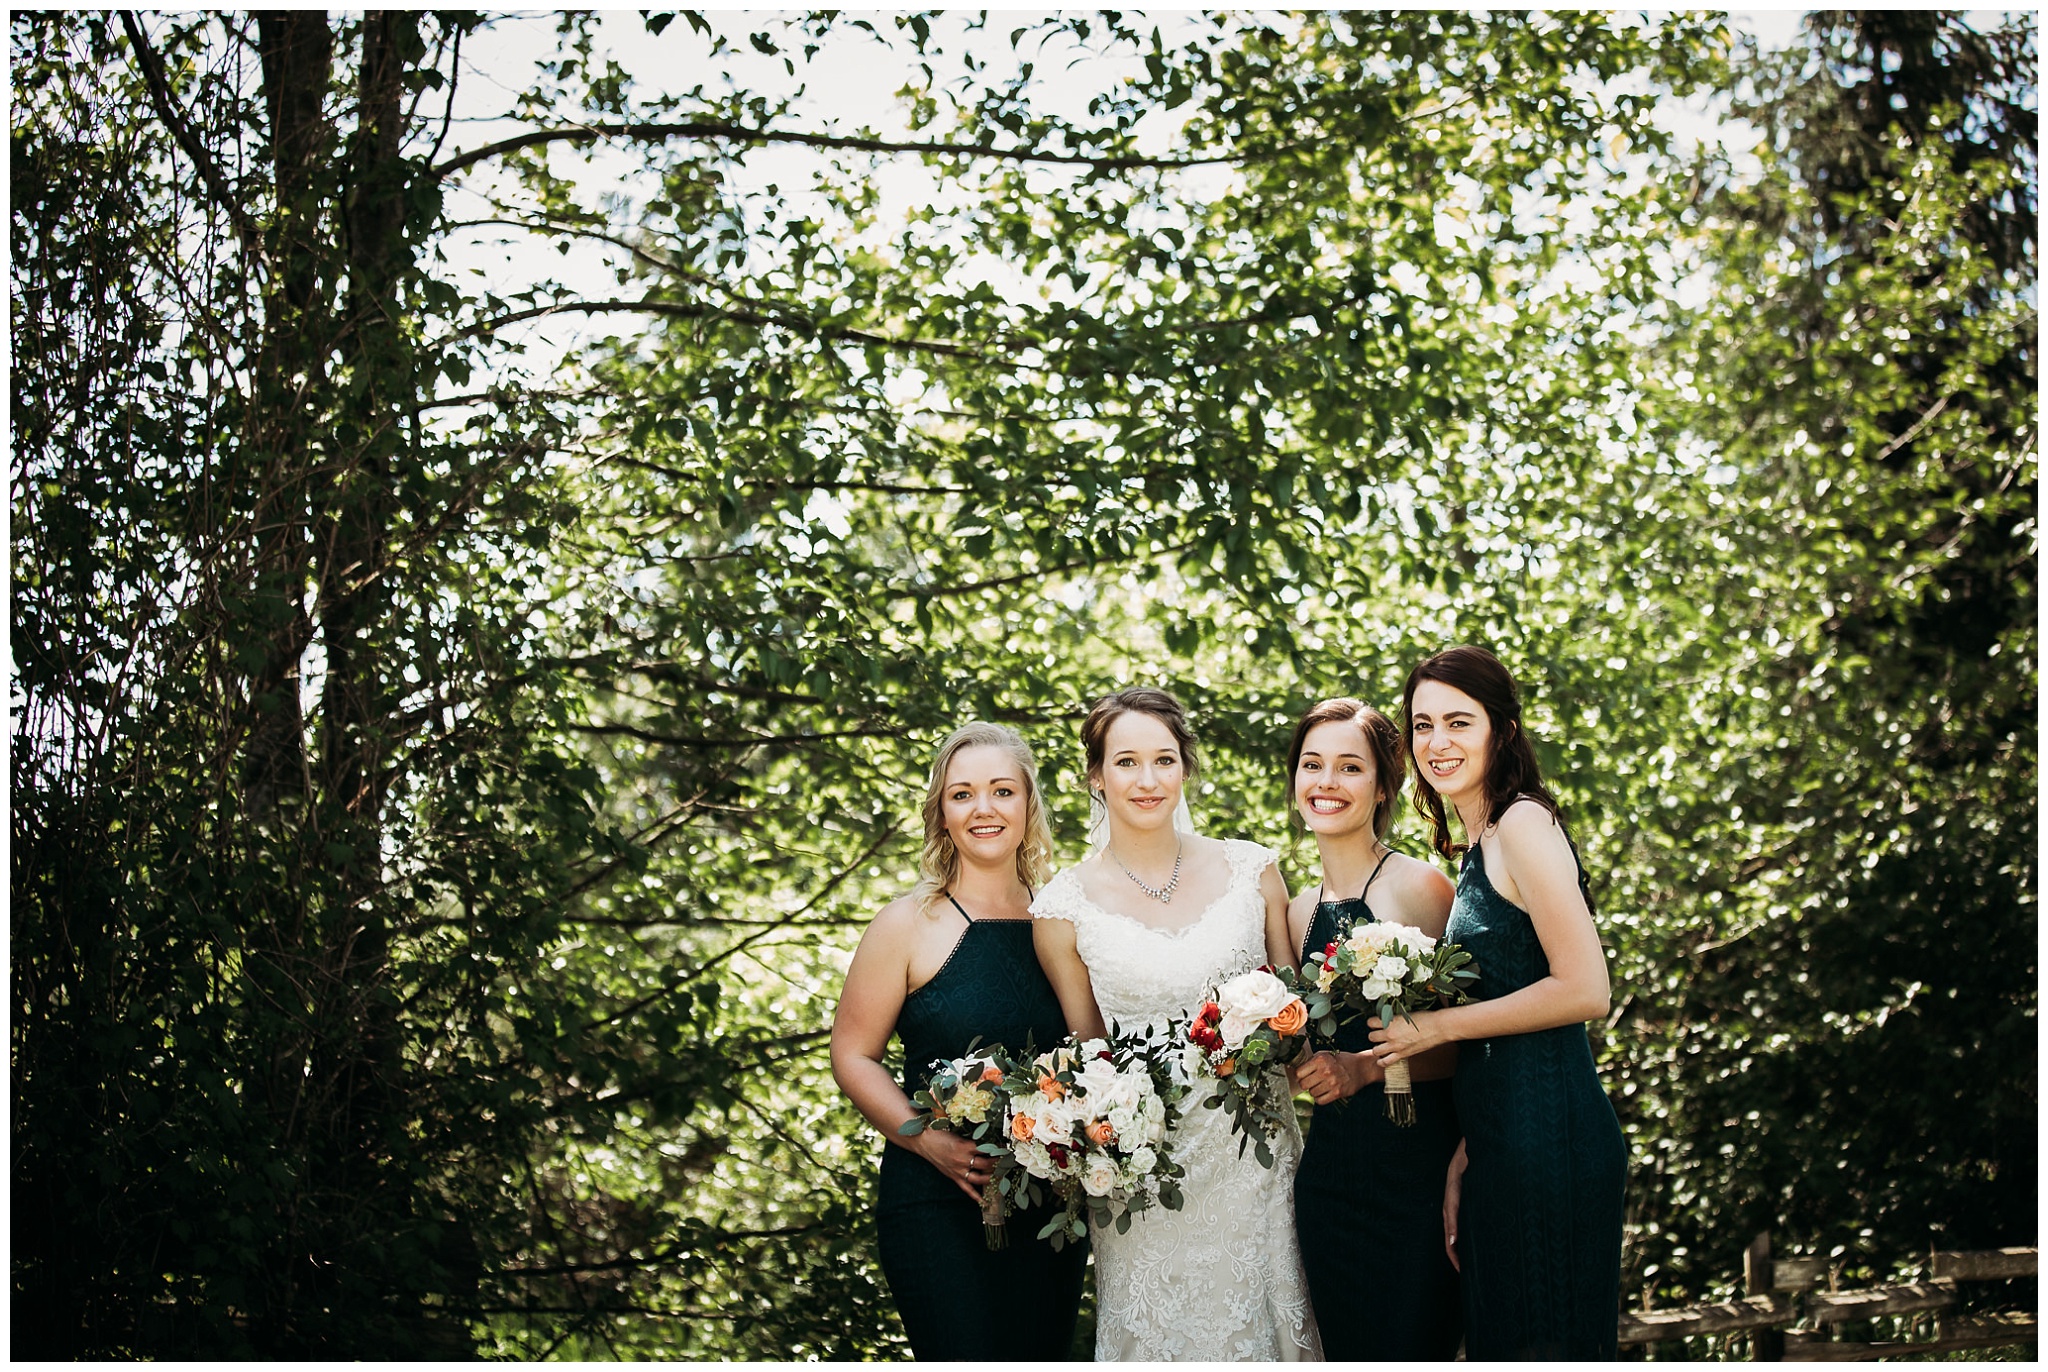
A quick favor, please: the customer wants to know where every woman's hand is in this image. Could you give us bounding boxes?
[913,1127,996,1202]
[1443,1139,1469,1270]
[1369,1007,1450,1065]
[1293,1050,1381,1106]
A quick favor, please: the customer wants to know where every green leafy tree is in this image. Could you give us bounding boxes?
[1607,10,2036,1306]
[13,9,2031,1361]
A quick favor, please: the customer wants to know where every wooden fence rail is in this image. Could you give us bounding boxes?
[1618,1233,2037,1361]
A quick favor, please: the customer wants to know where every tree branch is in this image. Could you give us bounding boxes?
[604,453,968,497]
[498,1221,831,1276]
[572,722,908,748]
[900,539,1196,600]
[121,12,266,263]
[432,118,1255,180]
[463,297,987,359]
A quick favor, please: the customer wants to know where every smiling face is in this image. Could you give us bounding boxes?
[1294,718,1385,839]
[1092,709,1185,835]
[939,744,1029,868]
[1409,678,1494,810]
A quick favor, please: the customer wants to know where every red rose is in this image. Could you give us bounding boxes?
[1324,941,1338,959]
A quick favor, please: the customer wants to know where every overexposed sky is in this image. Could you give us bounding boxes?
[430,10,1827,381]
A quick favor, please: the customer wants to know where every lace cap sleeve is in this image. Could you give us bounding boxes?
[1224,838,1281,885]
[1030,867,1084,924]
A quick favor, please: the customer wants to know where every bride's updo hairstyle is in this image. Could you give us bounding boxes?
[1080,687,1200,792]
[1402,645,1563,860]
[911,721,1055,916]
[1284,697,1403,840]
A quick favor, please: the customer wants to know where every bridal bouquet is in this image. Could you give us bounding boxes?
[1176,966,1312,1168]
[995,1029,1186,1252]
[1307,920,1477,1125]
[898,1042,1024,1249]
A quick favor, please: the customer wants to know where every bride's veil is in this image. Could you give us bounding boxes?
[1086,791,1199,856]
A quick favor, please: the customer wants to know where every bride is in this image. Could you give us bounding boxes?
[1032,687,1323,1361]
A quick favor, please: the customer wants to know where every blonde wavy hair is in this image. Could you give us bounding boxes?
[910,721,1055,915]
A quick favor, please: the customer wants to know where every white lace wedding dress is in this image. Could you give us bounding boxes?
[1032,838,1322,1361]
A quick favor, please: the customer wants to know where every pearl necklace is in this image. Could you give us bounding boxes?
[1110,839,1183,904]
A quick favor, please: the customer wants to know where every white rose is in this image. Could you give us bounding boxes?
[1346,926,1387,958]
[1081,1154,1120,1197]
[1013,1138,1054,1180]
[1176,1042,1206,1085]
[1217,1010,1260,1051]
[1372,954,1411,984]
[1073,1056,1121,1100]
[1039,1104,1076,1146]
[1217,968,1293,1021]
[1129,1144,1158,1175]
[1360,976,1395,1002]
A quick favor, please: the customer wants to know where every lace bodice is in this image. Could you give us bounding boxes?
[1033,838,1322,1361]
[1031,838,1278,1033]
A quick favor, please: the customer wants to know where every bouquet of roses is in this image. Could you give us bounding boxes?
[898,1041,1025,1249]
[1175,966,1313,1168]
[1306,919,1477,1125]
[994,1028,1187,1252]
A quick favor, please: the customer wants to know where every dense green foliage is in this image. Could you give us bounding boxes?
[12,10,2034,1359]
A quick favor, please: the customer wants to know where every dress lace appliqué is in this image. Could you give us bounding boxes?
[1032,839,1324,1361]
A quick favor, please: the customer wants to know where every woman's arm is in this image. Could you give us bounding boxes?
[1443,1139,1468,1270]
[1261,860,1298,971]
[830,902,989,1201]
[1371,803,1609,1064]
[1032,913,1108,1040]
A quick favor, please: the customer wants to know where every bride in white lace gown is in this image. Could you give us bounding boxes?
[1033,688,1322,1361]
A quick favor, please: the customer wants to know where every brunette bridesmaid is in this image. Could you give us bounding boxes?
[830,722,1085,1359]
[1370,646,1626,1359]
[1285,698,1462,1359]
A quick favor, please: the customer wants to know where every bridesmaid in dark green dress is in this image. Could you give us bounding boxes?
[1283,699,1463,1359]
[830,722,1085,1360]
[1373,647,1627,1360]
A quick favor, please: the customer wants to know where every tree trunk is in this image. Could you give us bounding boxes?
[243,12,334,820]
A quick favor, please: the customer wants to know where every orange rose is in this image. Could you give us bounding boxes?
[979,1064,1005,1085]
[1216,1057,1236,1077]
[1268,999,1309,1036]
[1085,1119,1117,1146]
[1009,1112,1036,1141]
[1037,1074,1066,1100]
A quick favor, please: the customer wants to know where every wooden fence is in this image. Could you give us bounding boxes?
[1618,1233,2037,1361]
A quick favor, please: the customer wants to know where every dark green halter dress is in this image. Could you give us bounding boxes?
[1292,854,1463,1360]
[1447,841,1627,1360]
[874,896,1085,1360]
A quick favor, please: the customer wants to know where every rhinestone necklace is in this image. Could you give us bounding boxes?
[1110,838,1183,904]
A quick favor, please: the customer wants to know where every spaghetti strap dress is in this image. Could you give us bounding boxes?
[874,897,1086,1360]
[1447,842,1627,1360]
[1292,854,1463,1359]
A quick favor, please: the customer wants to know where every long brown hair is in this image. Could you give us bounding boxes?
[910,721,1055,915]
[1403,645,1563,859]
[1284,697,1403,840]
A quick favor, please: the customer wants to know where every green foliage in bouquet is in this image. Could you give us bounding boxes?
[1180,971,1314,1168]
[898,1038,1031,1248]
[1310,922,1479,1033]
[997,1024,1188,1252]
